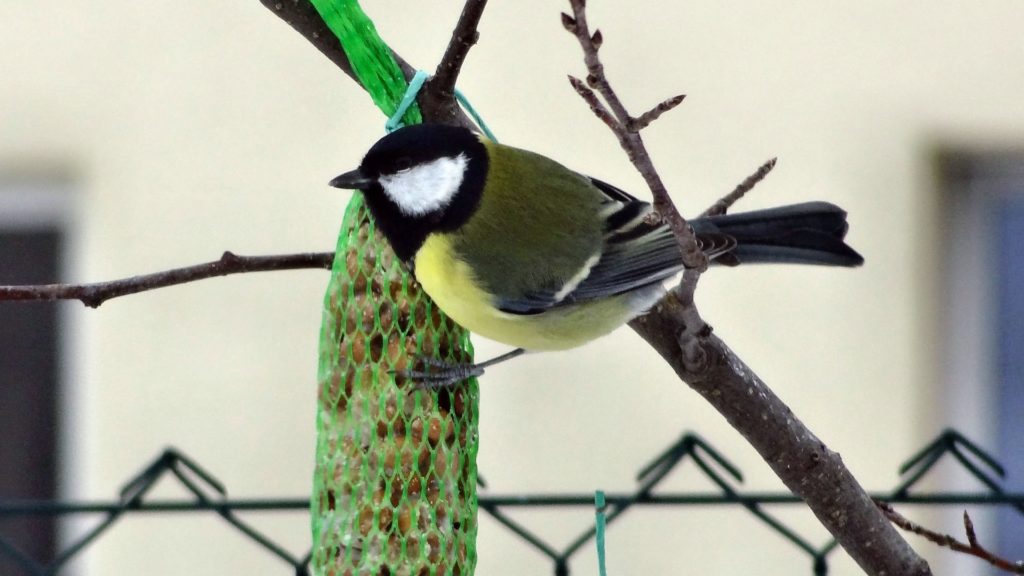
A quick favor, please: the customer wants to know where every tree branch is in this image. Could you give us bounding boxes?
[631,304,931,575]
[630,94,686,131]
[567,75,620,132]
[879,503,1024,574]
[701,157,778,217]
[0,251,334,308]
[562,1,931,574]
[421,0,489,124]
[562,1,706,272]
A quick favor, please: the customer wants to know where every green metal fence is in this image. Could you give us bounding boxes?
[1,429,1021,576]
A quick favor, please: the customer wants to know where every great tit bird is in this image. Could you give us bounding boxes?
[330,123,863,385]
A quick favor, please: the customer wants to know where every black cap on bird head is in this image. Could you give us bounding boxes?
[329,124,488,262]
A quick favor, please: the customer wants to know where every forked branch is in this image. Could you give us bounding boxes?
[566,2,931,574]
[563,0,704,272]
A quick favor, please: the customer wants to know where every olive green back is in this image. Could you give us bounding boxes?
[449,141,605,301]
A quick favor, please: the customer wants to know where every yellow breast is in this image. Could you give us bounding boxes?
[414,234,656,351]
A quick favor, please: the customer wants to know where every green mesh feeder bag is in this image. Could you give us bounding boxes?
[308,2,480,574]
[314,198,479,575]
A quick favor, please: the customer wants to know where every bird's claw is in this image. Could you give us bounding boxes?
[392,356,485,389]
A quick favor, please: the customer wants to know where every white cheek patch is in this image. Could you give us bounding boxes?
[379,154,469,216]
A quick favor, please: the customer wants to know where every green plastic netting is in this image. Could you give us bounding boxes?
[314,198,479,575]
[309,1,480,574]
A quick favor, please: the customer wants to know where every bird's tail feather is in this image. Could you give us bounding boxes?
[691,201,864,267]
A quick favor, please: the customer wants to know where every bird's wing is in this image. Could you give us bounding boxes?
[497,178,734,313]
[565,177,736,301]
[566,217,735,303]
[589,176,641,204]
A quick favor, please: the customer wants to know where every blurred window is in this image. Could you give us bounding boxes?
[938,150,1024,563]
[0,182,66,573]
[993,182,1024,560]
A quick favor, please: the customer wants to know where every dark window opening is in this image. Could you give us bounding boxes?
[0,229,62,572]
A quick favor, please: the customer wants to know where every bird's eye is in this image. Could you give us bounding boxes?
[394,157,413,173]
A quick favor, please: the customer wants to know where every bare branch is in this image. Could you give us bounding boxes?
[427,0,489,103]
[879,503,1024,574]
[701,157,778,217]
[565,0,711,368]
[0,251,334,308]
[629,94,686,131]
[567,75,619,131]
[566,2,930,573]
[564,0,705,272]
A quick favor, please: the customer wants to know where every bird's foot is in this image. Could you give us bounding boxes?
[396,356,485,390]
[394,348,526,390]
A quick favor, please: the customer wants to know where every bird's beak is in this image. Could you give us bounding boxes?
[329,169,375,190]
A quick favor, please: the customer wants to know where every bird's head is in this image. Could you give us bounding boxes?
[329,124,488,261]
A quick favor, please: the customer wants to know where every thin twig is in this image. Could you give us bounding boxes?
[879,502,1024,574]
[429,0,489,100]
[630,94,686,131]
[0,251,334,308]
[701,157,778,217]
[563,0,705,272]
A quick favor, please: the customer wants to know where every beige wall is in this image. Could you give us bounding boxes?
[2,1,1023,574]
